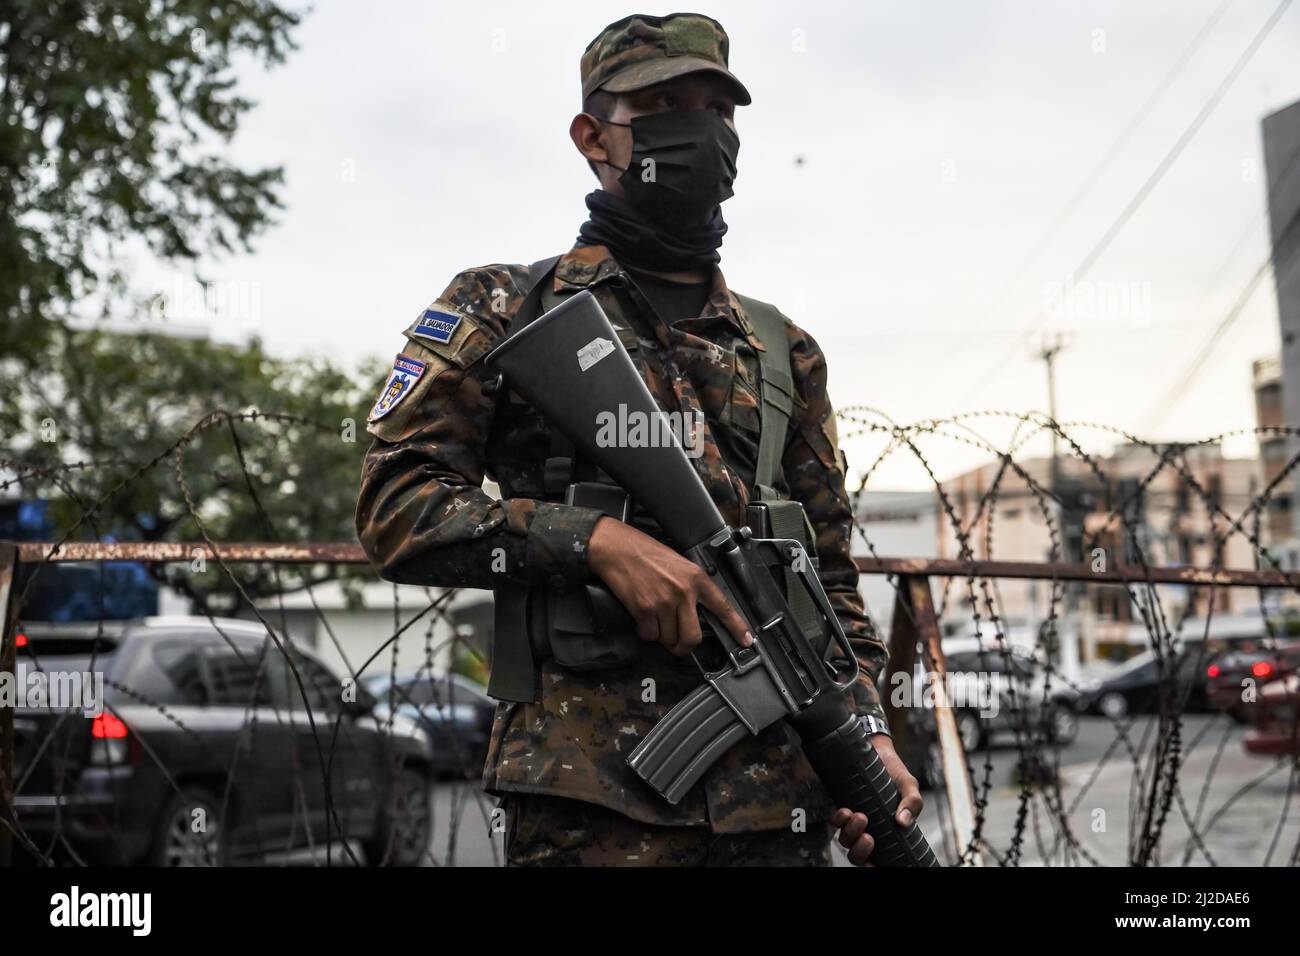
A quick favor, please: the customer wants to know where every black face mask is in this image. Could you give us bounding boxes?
[602,109,740,226]
[577,189,728,273]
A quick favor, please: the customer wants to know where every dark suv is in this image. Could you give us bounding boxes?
[13,617,434,866]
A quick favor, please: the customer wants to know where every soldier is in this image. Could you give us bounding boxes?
[356,11,923,866]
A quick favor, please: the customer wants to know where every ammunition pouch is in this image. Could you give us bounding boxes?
[547,582,640,671]
[487,481,638,703]
[547,481,640,671]
[487,579,548,703]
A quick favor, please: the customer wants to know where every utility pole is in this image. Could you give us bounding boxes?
[1037,332,1075,676]
[1038,333,1066,492]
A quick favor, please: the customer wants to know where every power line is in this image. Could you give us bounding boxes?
[1069,0,1292,281]
[1142,136,1300,428]
[1144,193,1300,431]
[960,0,1295,406]
[1147,258,1274,430]
[965,0,1233,337]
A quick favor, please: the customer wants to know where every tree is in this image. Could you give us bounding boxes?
[0,0,301,376]
[0,2,392,612]
[9,327,385,612]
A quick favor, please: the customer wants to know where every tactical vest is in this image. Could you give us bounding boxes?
[487,256,818,702]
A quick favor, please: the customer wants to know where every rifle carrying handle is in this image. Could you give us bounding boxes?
[799,713,941,867]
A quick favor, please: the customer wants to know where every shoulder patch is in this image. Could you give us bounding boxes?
[402,299,493,369]
[411,308,462,344]
[369,354,427,422]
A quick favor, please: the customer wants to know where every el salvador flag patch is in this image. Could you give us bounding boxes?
[412,308,462,344]
[370,354,427,421]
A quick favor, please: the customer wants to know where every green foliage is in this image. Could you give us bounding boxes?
[11,325,386,611]
[0,0,301,366]
[0,0,371,612]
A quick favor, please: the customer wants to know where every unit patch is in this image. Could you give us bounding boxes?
[370,355,427,421]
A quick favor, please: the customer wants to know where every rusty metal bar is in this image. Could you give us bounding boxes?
[857,556,1298,588]
[13,542,1294,589]
[906,575,984,866]
[16,541,368,564]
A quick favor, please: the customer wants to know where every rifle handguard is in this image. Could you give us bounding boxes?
[797,711,940,867]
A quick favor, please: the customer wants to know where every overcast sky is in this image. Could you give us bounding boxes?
[132,0,1300,490]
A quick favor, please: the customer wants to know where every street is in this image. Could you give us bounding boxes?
[408,712,1296,867]
[925,712,1298,866]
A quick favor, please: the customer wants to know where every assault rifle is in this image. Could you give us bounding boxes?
[486,290,938,867]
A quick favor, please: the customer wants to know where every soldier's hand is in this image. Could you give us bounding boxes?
[588,516,752,655]
[830,734,923,867]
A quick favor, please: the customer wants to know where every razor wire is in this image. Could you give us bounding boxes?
[1,404,1298,866]
[842,407,1300,867]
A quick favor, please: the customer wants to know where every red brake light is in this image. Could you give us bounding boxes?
[15,633,27,648]
[1252,661,1275,679]
[1207,664,1220,678]
[91,713,129,739]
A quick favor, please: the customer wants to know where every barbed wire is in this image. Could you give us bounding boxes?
[2,404,1298,866]
[843,407,1300,866]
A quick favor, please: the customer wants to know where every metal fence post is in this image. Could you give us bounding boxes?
[883,573,920,755]
[885,573,984,866]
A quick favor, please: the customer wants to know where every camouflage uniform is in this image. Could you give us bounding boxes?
[354,12,888,866]
[504,792,833,867]
[355,244,888,838]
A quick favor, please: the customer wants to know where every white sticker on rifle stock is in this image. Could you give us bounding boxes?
[577,337,615,372]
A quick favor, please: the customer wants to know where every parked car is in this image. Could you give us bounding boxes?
[1078,644,1221,718]
[13,617,434,866]
[363,672,495,779]
[1207,644,1300,722]
[923,639,1080,751]
[1243,673,1300,758]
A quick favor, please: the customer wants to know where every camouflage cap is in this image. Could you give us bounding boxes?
[581,13,752,106]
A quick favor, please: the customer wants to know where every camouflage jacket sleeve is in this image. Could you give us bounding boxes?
[783,323,889,724]
[355,265,607,590]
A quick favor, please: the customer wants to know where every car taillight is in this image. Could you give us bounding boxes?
[1252,661,1275,679]
[1207,664,1220,678]
[88,713,130,766]
[91,713,129,738]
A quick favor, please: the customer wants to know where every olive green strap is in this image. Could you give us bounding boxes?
[519,255,563,325]
[736,294,826,639]
[487,255,562,704]
[735,293,794,501]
